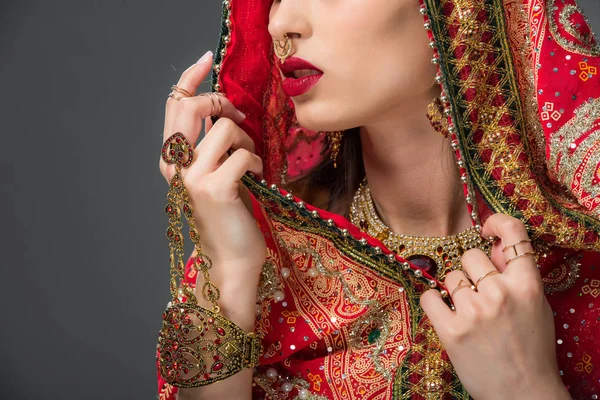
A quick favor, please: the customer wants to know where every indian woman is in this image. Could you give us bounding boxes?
[156,0,600,398]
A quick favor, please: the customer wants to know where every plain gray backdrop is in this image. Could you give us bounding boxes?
[1,1,599,399]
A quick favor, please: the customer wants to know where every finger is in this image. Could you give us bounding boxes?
[460,248,500,291]
[213,148,264,184]
[420,289,456,338]
[445,270,476,306]
[166,95,246,154]
[193,118,256,175]
[480,214,537,277]
[205,117,214,134]
[164,51,214,135]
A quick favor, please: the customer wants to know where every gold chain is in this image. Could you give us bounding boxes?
[158,132,261,388]
[349,179,491,278]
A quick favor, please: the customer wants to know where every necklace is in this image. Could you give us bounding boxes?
[349,179,491,279]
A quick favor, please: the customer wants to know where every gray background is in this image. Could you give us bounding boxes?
[1,1,599,399]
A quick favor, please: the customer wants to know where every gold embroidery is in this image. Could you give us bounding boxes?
[542,254,581,293]
[273,226,409,382]
[253,371,329,400]
[257,260,284,303]
[579,61,598,82]
[547,0,600,57]
[423,0,600,251]
[158,383,174,400]
[394,316,467,399]
[575,353,594,375]
[581,279,600,298]
[549,99,600,214]
[348,307,394,381]
[541,102,562,122]
[240,175,459,396]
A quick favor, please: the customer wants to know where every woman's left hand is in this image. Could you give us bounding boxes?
[420,214,570,400]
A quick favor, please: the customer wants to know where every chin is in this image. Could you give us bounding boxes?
[293,98,358,132]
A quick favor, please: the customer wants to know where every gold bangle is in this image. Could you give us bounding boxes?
[158,303,262,387]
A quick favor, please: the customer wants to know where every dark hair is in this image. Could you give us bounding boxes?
[288,128,364,217]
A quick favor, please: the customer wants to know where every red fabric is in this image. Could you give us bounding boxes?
[158,194,600,399]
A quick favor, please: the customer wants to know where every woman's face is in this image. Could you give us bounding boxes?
[268,0,439,132]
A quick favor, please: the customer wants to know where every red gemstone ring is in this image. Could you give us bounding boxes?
[162,132,194,168]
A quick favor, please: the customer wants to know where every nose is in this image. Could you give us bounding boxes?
[268,0,311,41]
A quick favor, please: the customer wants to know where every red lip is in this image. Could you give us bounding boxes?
[279,57,323,77]
[279,56,324,97]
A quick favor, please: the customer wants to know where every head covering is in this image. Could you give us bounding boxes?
[211,0,600,252]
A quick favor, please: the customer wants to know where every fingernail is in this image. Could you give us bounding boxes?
[196,50,213,64]
[237,110,246,120]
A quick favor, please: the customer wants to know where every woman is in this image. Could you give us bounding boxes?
[157,0,600,398]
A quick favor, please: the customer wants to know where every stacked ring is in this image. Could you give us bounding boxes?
[168,85,194,101]
[199,92,224,117]
[502,239,536,264]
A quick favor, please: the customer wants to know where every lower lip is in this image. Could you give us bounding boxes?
[282,73,323,97]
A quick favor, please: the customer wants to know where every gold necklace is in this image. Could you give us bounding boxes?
[349,179,491,279]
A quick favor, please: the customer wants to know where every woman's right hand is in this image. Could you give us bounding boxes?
[159,51,267,318]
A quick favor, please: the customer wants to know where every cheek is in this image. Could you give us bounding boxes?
[293,1,437,130]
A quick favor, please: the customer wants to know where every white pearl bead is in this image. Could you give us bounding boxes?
[266,367,278,379]
[281,267,291,279]
[298,388,310,399]
[255,304,262,315]
[274,290,285,302]
[308,268,319,278]
[281,382,294,393]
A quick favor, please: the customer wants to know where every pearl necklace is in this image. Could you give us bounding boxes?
[349,179,491,279]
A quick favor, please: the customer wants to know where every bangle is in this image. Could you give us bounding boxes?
[157,132,262,387]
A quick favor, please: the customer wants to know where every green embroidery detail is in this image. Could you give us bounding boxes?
[367,329,381,345]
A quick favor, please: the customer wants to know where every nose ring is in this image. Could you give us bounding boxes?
[274,33,294,64]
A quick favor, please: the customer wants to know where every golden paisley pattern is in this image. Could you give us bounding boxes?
[549,99,600,215]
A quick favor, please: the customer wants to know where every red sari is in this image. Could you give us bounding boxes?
[158,0,600,398]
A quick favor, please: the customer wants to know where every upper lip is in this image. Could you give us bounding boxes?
[279,57,323,78]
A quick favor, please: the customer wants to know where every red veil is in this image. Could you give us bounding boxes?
[158,1,600,398]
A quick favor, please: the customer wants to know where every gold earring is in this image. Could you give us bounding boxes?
[426,97,450,138]
[327,131,345,168]
[274,33,294,64]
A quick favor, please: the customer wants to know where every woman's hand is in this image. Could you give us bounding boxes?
[420,214,570,400]
[159,51,267,323]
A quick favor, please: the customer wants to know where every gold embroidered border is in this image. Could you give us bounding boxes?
[547,0,600,57]
[423,0,600,250]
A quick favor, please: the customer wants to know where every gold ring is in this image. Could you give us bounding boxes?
[506,251,536,265]
[200,93,217,116]
[170,85,193,98]
[168,92,185,101]
[199,93,224,117]
[450,279,476,297]
[502,239,532,256]
[209,92,223,117]
[474,270,501,287]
